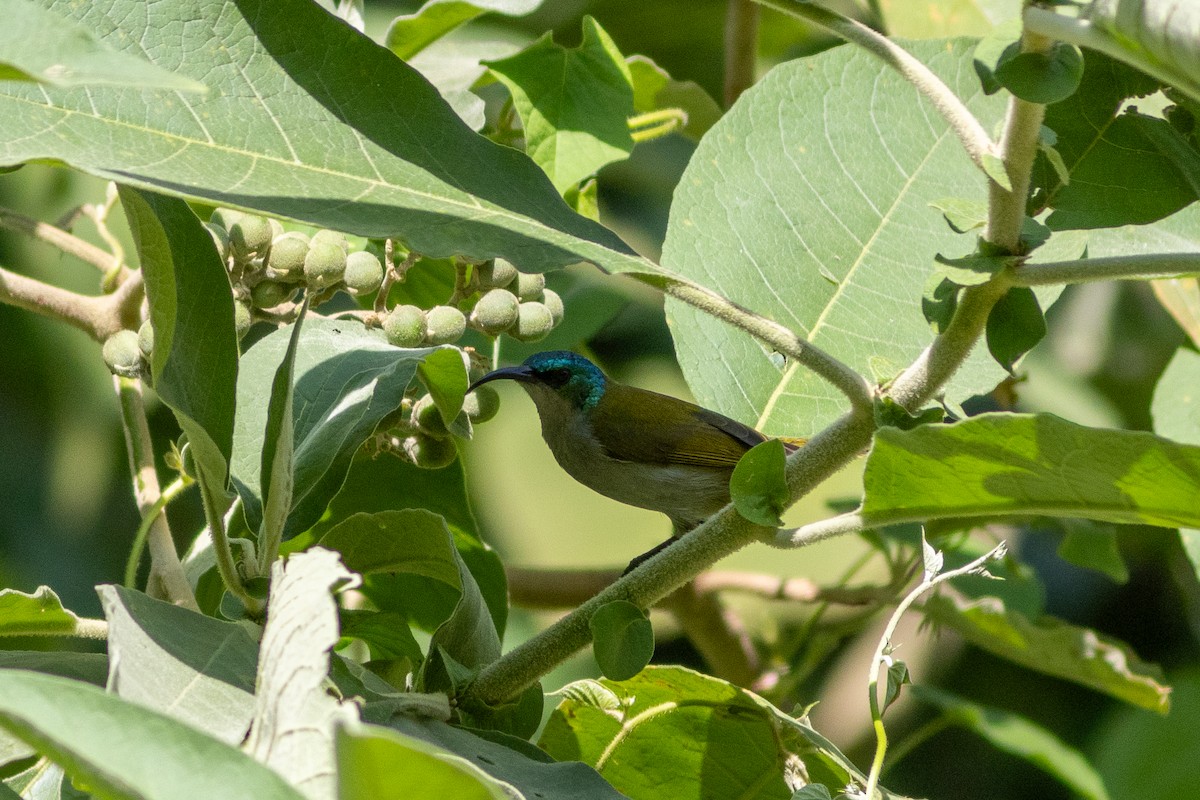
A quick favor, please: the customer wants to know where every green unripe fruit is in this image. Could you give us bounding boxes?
[178,440,197,481]
[204,223,231,263]
[383,304,427,347]
[137,320,154,359]
[343,251,385,296]
[424,305,467,345]
[268,233,309,281]
[479,258,518,289]
[209,208,243,232]
[102,330,145,377]
[469,289,520,335]
[403,433,458,469]
[310,229,350,253]
[463,385,500,424]
[514,272,546,302]
[304,241,347,289]
[512,302,554,342]
[268,218,285,240]
[250,280,296,309]
[541,288,564,326]
[411,394,450,439]
[228,214,273,261]
[234,300,253,339]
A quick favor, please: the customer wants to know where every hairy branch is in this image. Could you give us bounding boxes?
[1012,252,1200,287]
[0,206,123,275]
[724,0,761,107]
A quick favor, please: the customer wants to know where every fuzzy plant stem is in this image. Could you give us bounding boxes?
[0,207,121,275]
[115,376,199,611]
[1012,252,1200,286]
[124,476,190,589]
[724,0,761,106]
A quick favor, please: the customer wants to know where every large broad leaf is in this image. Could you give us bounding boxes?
[0,587,81,636]
[0,0,205,90]
[314,453,507,637]
[98,585,258,745]
[862,413,1200,530]
[0,0,643,275]
[120,188,238,487]
[244,548,360,800]
[0,671,305,800]
[539,666,903,799]
[661,39,1009,436]
[231,317,425,538]
[911,685,1110,800]
[486,17,635,193]
[1152,348,1200,447]
[389,716,626,800]
[924,594,1171,712]
[336,722,510,800]
[1080,0,1200,103]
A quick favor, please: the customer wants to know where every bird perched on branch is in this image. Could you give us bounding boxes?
[470,351,799,571]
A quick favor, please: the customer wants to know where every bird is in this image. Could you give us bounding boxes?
[469,351,798,572]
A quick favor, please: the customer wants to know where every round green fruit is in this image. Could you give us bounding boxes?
[228,214,273,261]
[541,288,564,326]
[469,289,519,335]
[463,385,500,424]
[411,394,450,439]
[209,208,243,232]
[479,258,518,289]
[310,229,350,253]
[514,272,545,302]
[102,330,145,378]
[403,433,458,469]
[250,280,296,309]
[268,233,309,281]
[304,241,347,290]
[383,304,427,347]
[137,320,154,359]
[512,301,554,342]
[204,223,231,263]
[343,251,385,296]
[424,305,467,345]
[234,300,253,339]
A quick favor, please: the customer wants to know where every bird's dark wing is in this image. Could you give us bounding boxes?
[590,384,765,468]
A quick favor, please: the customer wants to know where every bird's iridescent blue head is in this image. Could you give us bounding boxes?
[469,351,607,410]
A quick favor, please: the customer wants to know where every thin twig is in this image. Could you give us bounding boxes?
[755,0,996,173]
[1011,252,1200,287]
[724,0,761,107]
[125,476,191,589]
[0,206,123,276]
[0,264,125,340]
[115,377,199,611]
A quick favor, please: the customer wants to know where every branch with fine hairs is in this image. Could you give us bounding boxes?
[1011,252,1200,287]
[0,264,138,341]
[468,407,877,706]
[754,0,996,173]
[724,0,761,107]
[2,617,109,640]
[196,463,264,617]
[125,476,191,589]
[115,377,199,611]
[863,540,1007,800]
[658,279,874,413]
[0,206,123,275]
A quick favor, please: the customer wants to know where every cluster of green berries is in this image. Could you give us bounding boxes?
[381,258,563,349]
[375,379,501,470]
[204,208,385,338]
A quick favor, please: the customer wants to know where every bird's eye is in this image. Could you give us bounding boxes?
[542,367,572,387]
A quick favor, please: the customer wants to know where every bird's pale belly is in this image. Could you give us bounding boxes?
[543,428,732,528]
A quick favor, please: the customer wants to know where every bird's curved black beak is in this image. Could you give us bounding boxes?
[468,365,534,392]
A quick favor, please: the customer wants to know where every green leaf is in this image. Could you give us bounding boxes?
[882,0,1009,38]
[981,152,1012,191]
[244,548,360,800]
[339,609,424,663]
[1150,277,1200,349]
[98,585,258,745]
[662,39,1012,437]
[260,302,306,543]
[971,16,1023,94]
[1057,521,1129,583]
[626,55,722,142]
[119,188,237,488]
[924,594,1171,712]
[0,671,305,800]
[1153,346,1200,446]
[1,0,641,275]
[389,716,627,799]
[540,666,899,799]
[1084,0,1200,104]
[0,0,205,91]
[730,438,788,527]
[336,722,510,800]
[922,275,961,333]
[986,286,1046,373]
[0,586,80,636]
[934,250,1018,286]
[419,346,471,428]
[913,685,1110,800]
[316,453,507,638]
[486,17,635,193]
[993,42,1085,105]
[862,413,1200,530]
[319,509,464,585]
[929,197,987,232]
[231,317,424,538]
[589,601,654,681]
[0,652,107,687]
[385,0,542,61]
[883,659,910,713]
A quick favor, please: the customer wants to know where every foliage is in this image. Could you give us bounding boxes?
[0,1,1198,799]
